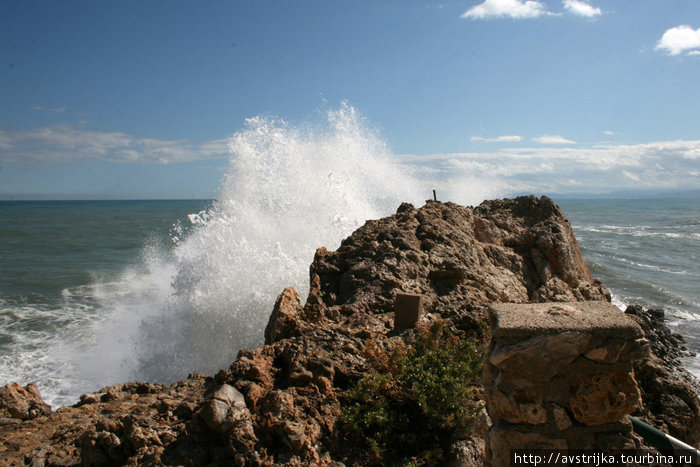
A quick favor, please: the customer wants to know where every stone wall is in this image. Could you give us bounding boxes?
[485,302,649,466]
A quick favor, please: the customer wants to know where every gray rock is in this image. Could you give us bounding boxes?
[199,384,250,434]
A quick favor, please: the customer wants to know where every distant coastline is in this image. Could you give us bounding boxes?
[542,189,700,200]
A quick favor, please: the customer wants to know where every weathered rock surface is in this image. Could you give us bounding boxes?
[1,376,222,466]
[0,196,697,466]
[0,382,51,421]
[264,287,304,346]
[625,305,700,448]
[303,197,610,321]
[485,302,646,466]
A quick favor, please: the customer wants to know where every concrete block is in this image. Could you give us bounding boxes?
[394,293,423,329]
[490,302,643,345]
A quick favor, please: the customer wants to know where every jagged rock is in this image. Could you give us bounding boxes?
[264,286,304,345]
[626,305,698,382]
[78,430,124,466]
[0,373,213,466]
[288,365,313,387]
[308,197,610,316]
[0,197,697,466]
[0,382,51,420]
[625,305,700,447]
[79,393,100,405]
[279,420,306,451]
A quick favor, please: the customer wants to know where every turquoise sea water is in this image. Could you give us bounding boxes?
[0,197,698,406]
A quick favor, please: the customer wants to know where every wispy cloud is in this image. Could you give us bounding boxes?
[461,0,548,20]
[562,0,601,18]
[399,139,700,196]
[604,130,616,136]
[655,25,700,56]
[0,125,230,164]
[622,170,640,182]
[33,106,68,114]
[533,135,577,144]
[470,135,522,143]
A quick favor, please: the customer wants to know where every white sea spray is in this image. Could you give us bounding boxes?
[27,103,498,406]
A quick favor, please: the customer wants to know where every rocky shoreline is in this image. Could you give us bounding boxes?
[1,196,698,466]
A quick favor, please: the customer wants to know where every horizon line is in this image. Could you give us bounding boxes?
[1,189,698,203]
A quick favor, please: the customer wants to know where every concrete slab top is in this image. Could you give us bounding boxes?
[490,302,643,340]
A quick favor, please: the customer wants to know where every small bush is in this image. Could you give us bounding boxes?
[340,321,483,465]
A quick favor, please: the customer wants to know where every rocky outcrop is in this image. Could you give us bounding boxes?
[625,305,700,448]
[0,382,51,421]
[300,197,609,324]
[0,196,697,466]
[1,376,214,466]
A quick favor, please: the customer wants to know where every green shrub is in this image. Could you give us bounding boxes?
[340,321,483,465]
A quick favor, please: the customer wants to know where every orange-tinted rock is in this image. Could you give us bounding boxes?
[0,382,51,420]
[264,286,303,345]
[569,370,642,425]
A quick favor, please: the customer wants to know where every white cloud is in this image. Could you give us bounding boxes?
[33,106,68,114]
[533,135,577,144]
[562,0,601,18]
[461,0,548,19]
[398,139,700,196]
[655,25,700,56]
[470,135,523,143]
[0,125,230,164]
[604,130,616,136]
[52,107,68,114]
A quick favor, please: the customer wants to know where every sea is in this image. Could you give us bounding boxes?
[559,198,700,375]
[0,109,698,407]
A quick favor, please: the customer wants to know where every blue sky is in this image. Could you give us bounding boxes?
[1,0,698,199]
